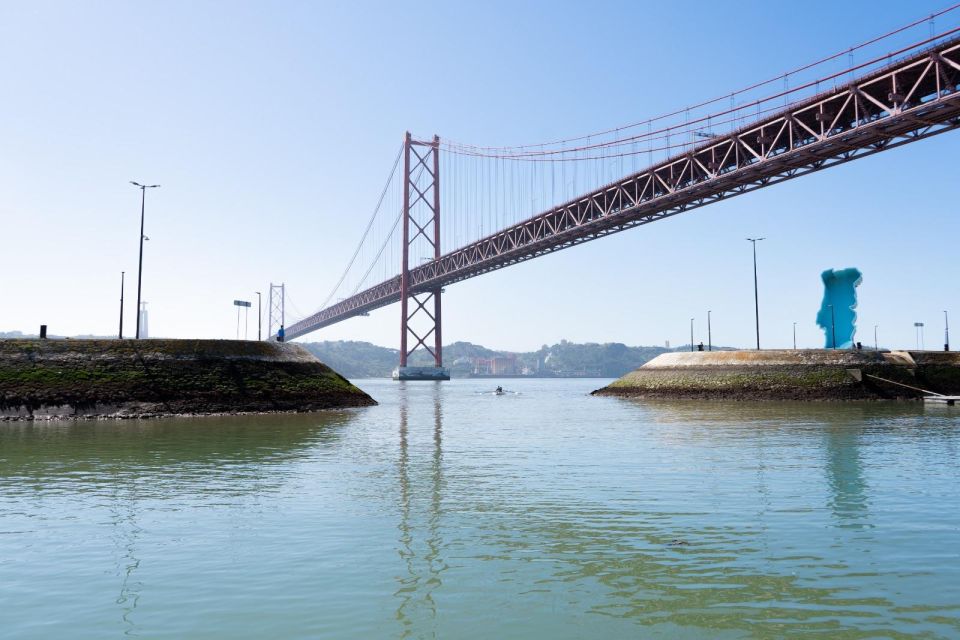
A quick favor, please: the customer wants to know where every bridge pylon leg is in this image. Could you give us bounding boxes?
[267,282,285,341]
[394,132,449,381]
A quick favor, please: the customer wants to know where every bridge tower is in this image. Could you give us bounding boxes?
[268,282,285,340]
[394,132,449,381]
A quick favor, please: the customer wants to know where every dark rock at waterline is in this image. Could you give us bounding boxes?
[0,339,376,420]
[592,349,960,401]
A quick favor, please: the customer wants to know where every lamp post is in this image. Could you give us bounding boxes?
[747,237,765,350]
[945,310,950,351]
[690,318,694,352]
[130,181,160,339]
[874,324,879,351]
[707,310,712,351]
[828,304,836,349]
[256,291,262,341]
[793,322,797,350]
[119,271,125,339]
[914,322,925,350]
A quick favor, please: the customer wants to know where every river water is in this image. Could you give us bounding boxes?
[2,378,959,638]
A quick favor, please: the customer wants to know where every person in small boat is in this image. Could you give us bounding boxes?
[496,385,503,394]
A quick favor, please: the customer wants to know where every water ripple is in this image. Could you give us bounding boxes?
[1,380,958,638]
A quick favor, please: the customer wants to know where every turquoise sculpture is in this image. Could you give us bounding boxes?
[816,268,862,349]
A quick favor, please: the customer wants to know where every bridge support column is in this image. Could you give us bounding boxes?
[268,282,285,341]
[394,132,449,381]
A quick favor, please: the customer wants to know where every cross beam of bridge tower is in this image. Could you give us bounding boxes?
[395,133,449,381]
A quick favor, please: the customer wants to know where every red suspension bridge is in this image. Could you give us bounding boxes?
[273,14,960,377]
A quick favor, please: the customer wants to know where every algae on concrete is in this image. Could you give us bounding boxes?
[595,349,960,401]
[0,339,375,419]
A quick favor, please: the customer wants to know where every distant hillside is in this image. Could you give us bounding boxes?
[297,339,715,379]
[2,331,729,380]
[298,340,398,379]
[524,340,670,378]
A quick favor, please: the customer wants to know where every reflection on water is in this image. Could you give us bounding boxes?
[0,411,355,495]
[0,412,358,638]
[1,381,958,638]
[394,383,447,638]
[110,479,142,636]
[825,423,869,527]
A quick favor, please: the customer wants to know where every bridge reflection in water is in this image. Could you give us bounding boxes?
[394,383,447,637]
[381,391,949,636]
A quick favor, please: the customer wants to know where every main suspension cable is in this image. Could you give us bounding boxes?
[443,25,960,161]
[443,3,960,155]
[317,143,403,309]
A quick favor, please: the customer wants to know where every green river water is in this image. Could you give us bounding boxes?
[1,378,959,638]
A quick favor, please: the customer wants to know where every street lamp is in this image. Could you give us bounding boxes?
[130,181,160,339]
[945,310,950,351]
[690,318,695,352]
[874,324,879,351]
[914,322,925,350]
[707,310,712,352]
[747,238,765,350]
[119,271,125,339]
[793,321,797,350]
[256,291,262,341]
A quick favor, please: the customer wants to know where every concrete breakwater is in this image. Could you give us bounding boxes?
[0,339,375,420]
[593,349,960,400]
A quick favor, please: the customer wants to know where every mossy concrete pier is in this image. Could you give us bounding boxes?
[0,339,375,420]
[594,349,960,401]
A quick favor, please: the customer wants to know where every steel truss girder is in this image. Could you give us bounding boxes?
[285,37,960,340]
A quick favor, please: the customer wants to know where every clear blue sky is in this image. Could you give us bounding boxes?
[1,0,957,351]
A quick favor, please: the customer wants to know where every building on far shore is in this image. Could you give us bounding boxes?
[472,355,518,376]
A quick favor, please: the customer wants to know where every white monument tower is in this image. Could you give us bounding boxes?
[138,302,149,339]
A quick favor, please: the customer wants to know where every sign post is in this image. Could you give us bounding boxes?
[234,300,252,340]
